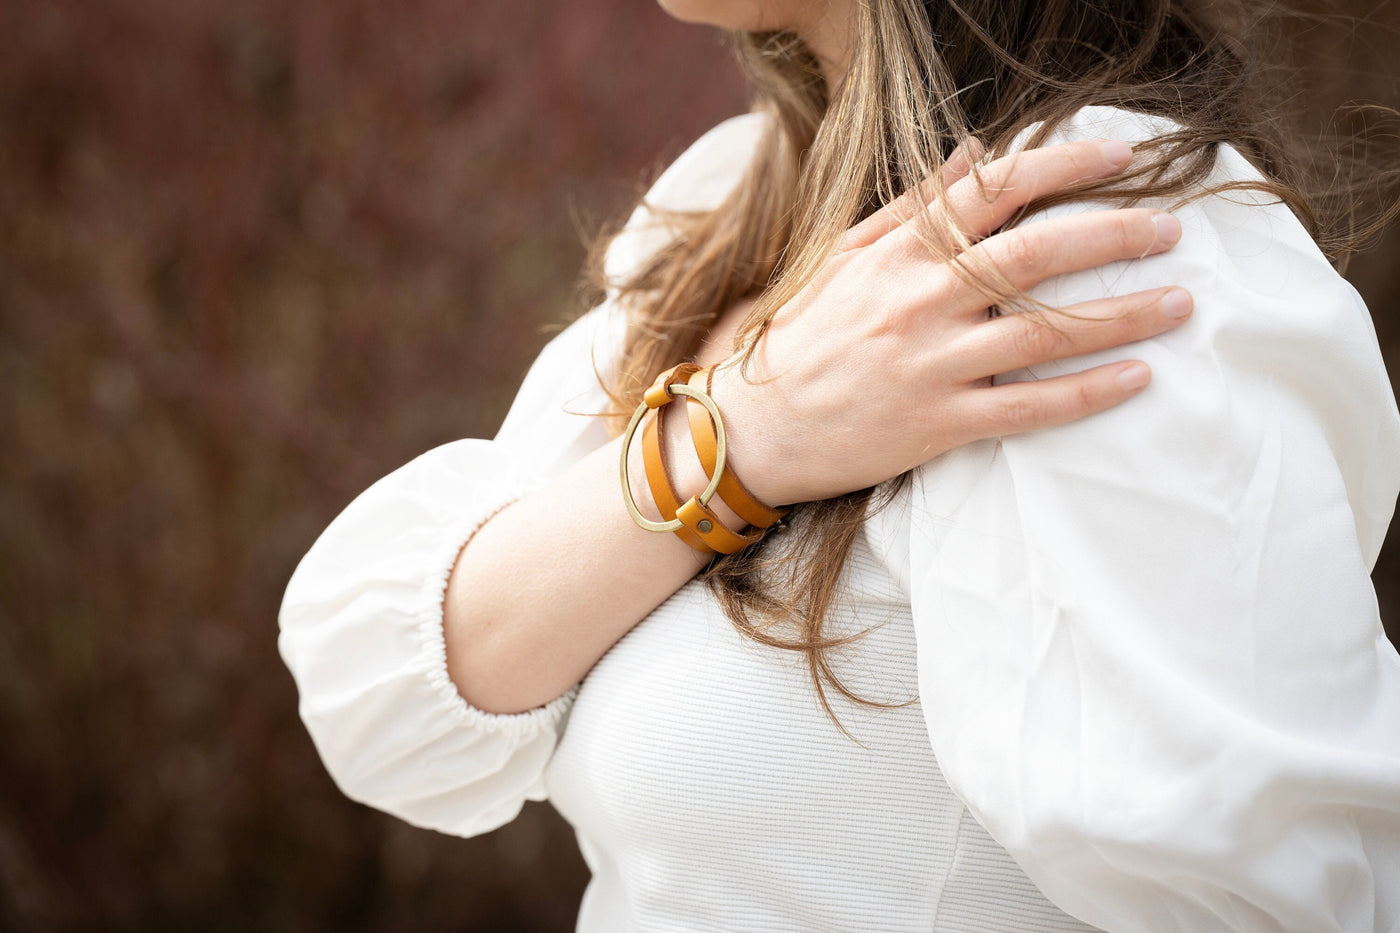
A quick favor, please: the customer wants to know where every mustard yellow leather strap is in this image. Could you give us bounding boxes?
[676,496,764,554]
[684,368,786,529]
[642,405,715,554]
[619,361,764,555]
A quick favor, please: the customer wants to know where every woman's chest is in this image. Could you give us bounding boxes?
[544,537,963,926]
[540,520,1098,932]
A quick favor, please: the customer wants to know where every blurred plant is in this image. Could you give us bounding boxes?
[0,0,742,929]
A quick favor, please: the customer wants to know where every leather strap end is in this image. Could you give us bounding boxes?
[675,497,765,555]
[644,362,702,410]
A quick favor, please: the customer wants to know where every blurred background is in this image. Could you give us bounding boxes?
[0,1,1396,930]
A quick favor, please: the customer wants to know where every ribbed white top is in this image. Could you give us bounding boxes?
[547,512,1098,932]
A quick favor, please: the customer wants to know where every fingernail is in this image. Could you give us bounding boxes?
[1117,362,1150,391]
[1160,288,1193,319]
[1101,140,1133,169]
[1152,212,1182,245]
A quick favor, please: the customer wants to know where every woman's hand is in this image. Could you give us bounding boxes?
[442,138,1191,715]
[707,139,1191,507]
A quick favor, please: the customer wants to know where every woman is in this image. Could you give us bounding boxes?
[279,0,1400,929]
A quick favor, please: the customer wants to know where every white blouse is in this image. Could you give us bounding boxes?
[279,107,1400,932]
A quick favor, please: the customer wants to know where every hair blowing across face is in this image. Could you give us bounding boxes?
[592,0,1400,727]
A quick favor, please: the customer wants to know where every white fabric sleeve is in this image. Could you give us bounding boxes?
[277,308,614,838]
[908,106,1400,931]
[277,111,767,839]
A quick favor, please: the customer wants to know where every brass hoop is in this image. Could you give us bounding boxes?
[619,382,729,534]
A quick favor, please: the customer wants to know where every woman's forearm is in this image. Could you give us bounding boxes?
[442,422,735,714]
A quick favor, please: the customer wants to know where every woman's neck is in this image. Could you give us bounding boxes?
[796,0,856,91]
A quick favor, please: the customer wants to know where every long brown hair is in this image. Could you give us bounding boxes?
[593,0,1399,725]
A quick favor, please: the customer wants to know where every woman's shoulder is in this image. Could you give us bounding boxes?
[645,111,768,211]
[1013,104,1201,153]
[603,112,766,284]
[1000,106,1400,567]
[1022,104,1186,146]
[1014,104,1272,196]
[1012,105,1354,331]
[531,113,767,408]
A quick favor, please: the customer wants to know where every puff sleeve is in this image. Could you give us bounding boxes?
[908,106,1400,931]
[277,308,615,838]
[277,113,767,838]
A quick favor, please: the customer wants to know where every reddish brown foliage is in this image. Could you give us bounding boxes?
[0,1,742,929]
[0,1,1394,931]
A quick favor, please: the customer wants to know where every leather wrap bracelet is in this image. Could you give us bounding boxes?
[619,362,775,555]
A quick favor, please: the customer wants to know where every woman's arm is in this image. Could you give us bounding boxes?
[277,116,773,838]
[281,119,1188,839]
[445,137,1195,714]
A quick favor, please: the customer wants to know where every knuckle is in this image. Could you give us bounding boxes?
[1022,142,1096,192]
[867,306,907,340]
[1117,211,1156,254]
[1111,213,1139,252]
[970,152,1011,186]
[1007,321,1052,361]
[884,232,933,270]
[1003,393,1044,430]
[835,225,868,252]
[1067,139,1107,175]
[864,283,917,338]
[975,162,1017,202]
[997,229,1042,273]
[1126,290,1166,326]
[1075,378,1102,413]
[1038,142,1093,186]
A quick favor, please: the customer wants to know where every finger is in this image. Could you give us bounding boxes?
[945,286,1192,382]
[837,137,988,253]
[955,359,1153,441]
[939,137,987,189]
[947,139,1135,240]
[883,139,1135,255]
[943,207,1183,305]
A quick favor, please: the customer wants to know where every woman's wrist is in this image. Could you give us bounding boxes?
[691,363,799,509]
[657,400,751,532]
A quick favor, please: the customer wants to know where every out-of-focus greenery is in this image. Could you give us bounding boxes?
[0,1,1394,931]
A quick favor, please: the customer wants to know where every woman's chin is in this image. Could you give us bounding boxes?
[654,0,784,32]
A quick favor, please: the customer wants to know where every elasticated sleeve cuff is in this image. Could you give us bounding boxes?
[280,440,577,838]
